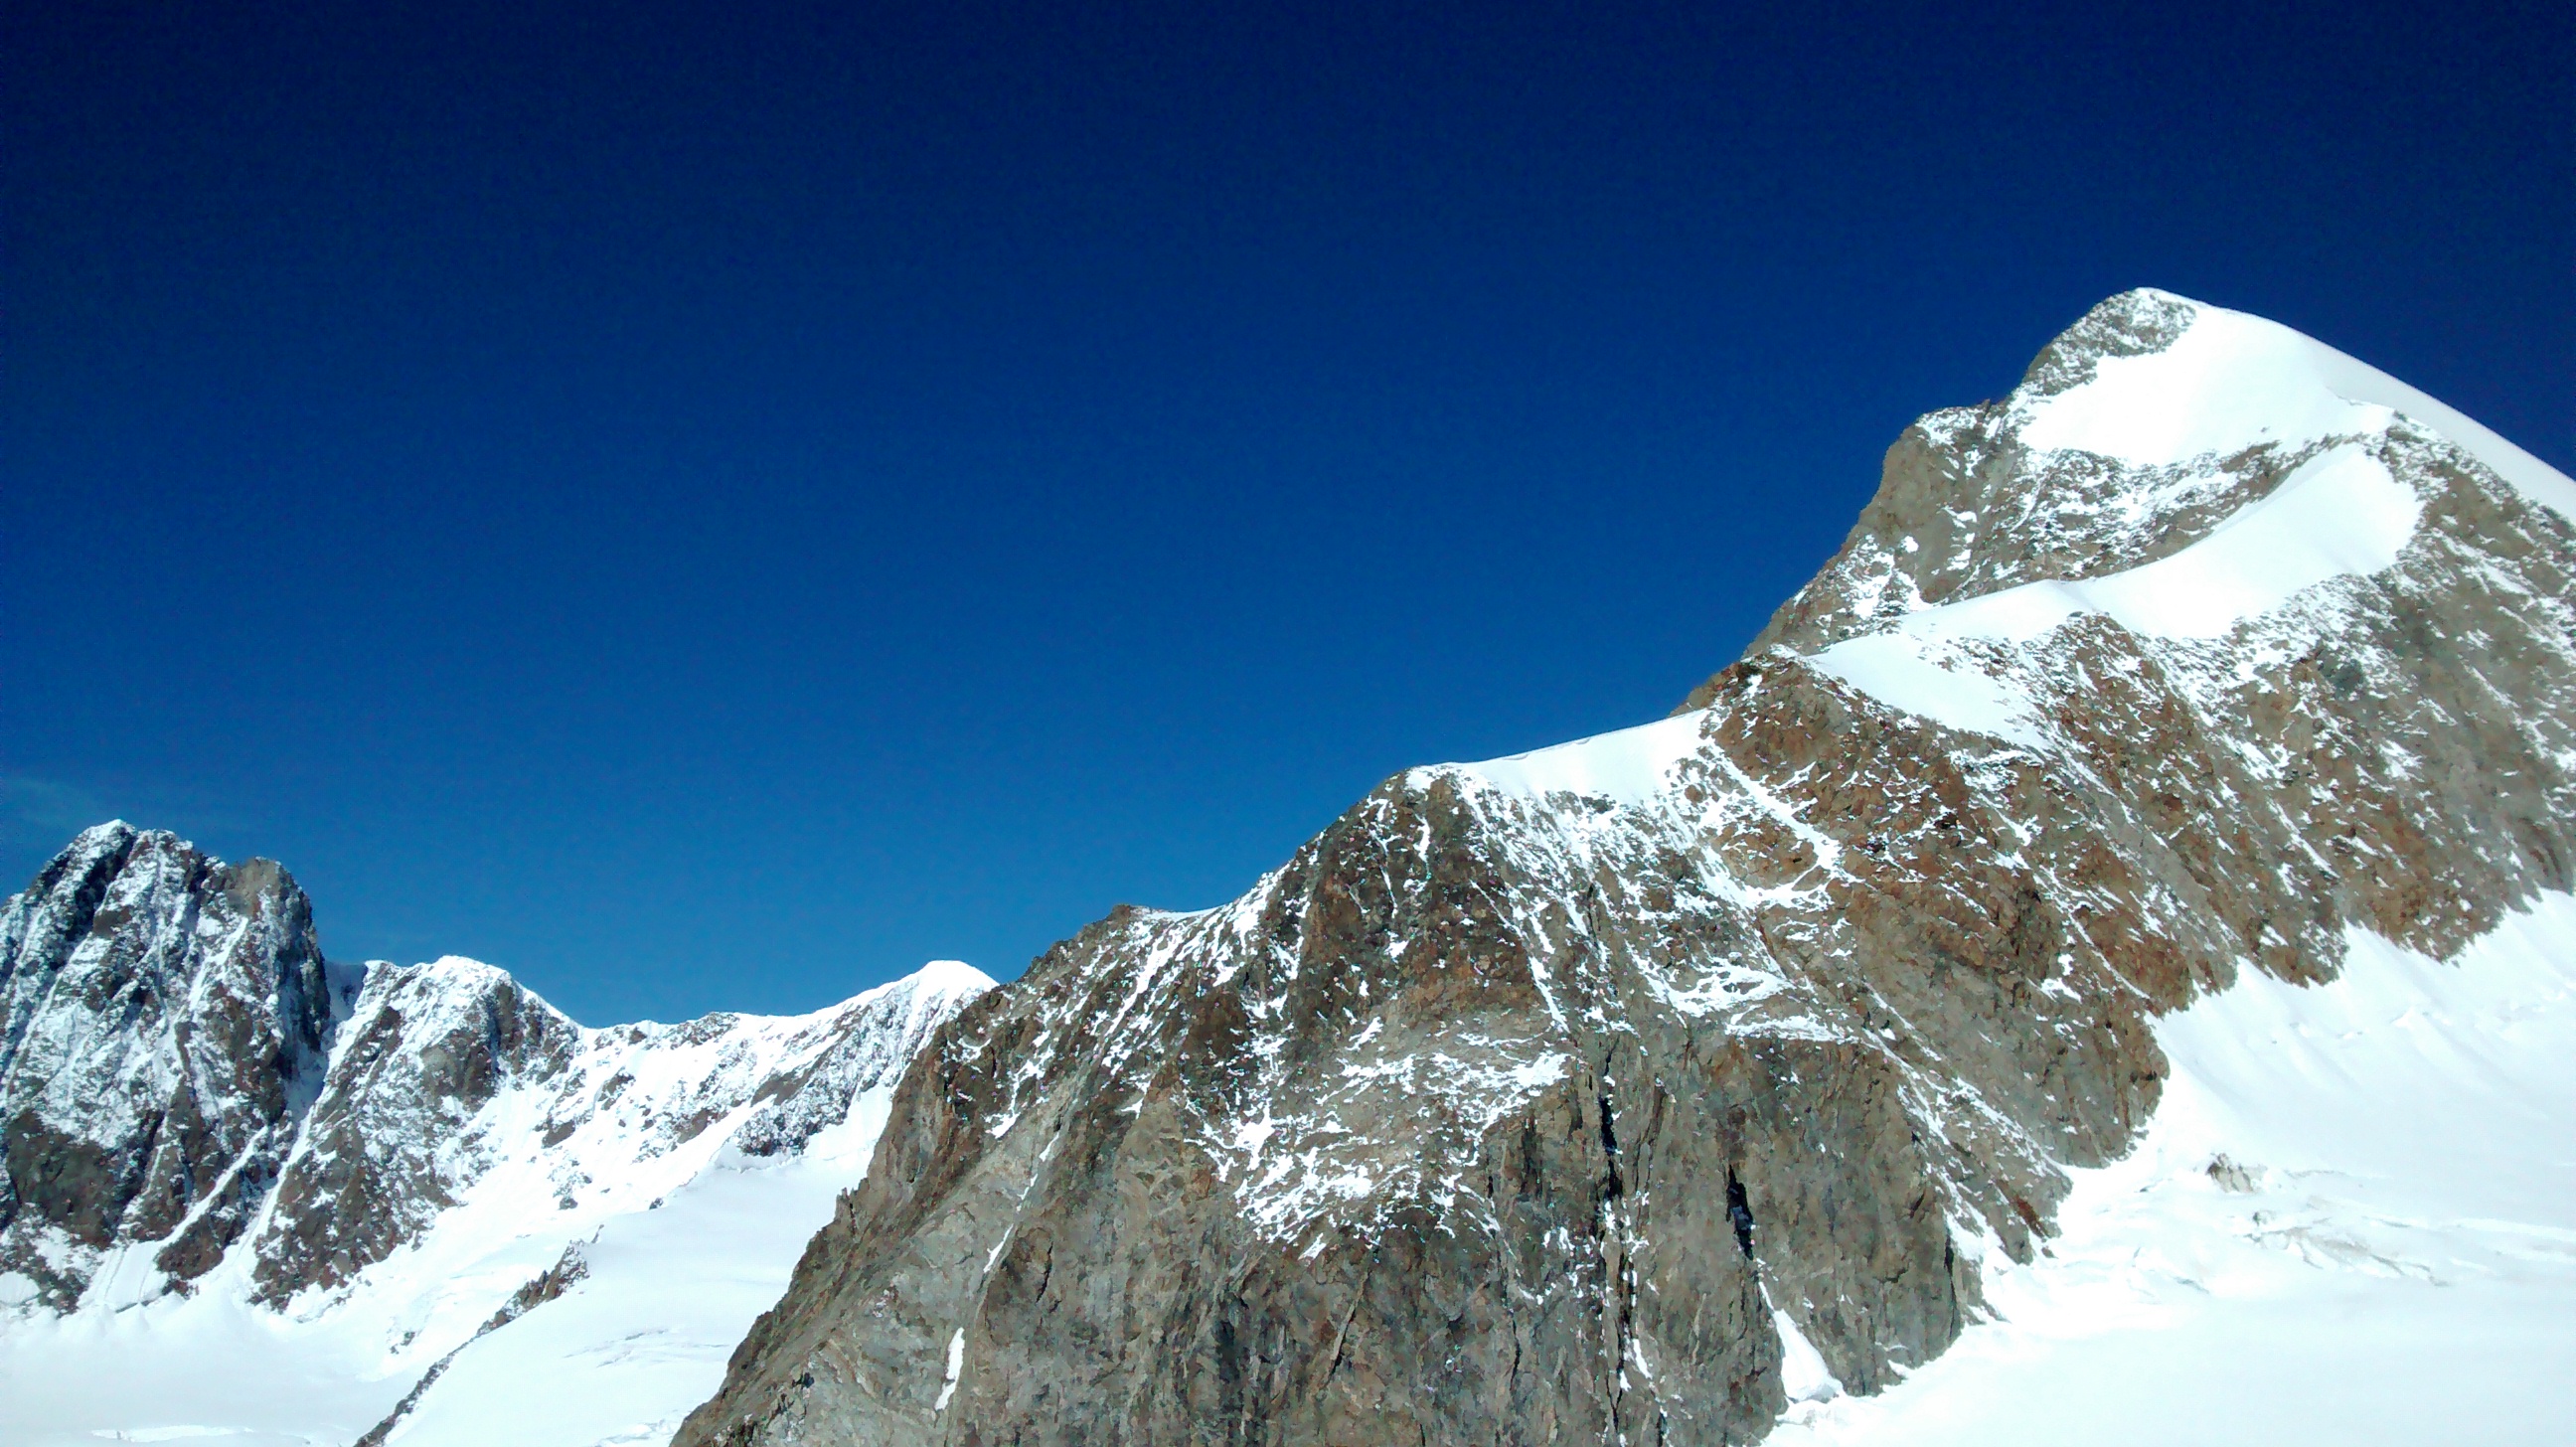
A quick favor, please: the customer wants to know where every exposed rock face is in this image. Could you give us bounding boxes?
[0,823,352,1308]
[678,291,2576,1447]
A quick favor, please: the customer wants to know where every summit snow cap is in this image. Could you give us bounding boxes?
[2017,289,2575,521]
[1719,288,2576,746]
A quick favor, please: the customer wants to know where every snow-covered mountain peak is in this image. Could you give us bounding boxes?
[1434,281,2576,808]
[54,817,137,864]
[382,951,545,999]
[1,823,338,1308]
[0,830,994,1444]
[903,957,1002,1004]
[1719,293,2574,762]
[1719,289,2574,696]
[678,291,2574,1447]
[2013,289,2573,520]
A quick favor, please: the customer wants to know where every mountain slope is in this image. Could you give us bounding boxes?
[0,828,992,1446]
[1770,889,2576,1445]
[676,289,2576,1447]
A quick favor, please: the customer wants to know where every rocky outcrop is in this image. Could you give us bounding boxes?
[678,291,2576,1446]
[0,823,353,1307]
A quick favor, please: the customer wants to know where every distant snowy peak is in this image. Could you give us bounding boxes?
[0,822,340,1309]
[0,823,994,1321]
[3,824,995,1443]
[2,818,994,1431]
[240,946,998,1311]
[330,955,996,1446]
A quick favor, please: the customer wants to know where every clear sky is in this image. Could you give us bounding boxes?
[6,1,2567,1025]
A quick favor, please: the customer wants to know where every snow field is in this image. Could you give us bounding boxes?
[1769,891,2576,1446]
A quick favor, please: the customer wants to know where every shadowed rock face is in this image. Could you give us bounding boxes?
[0,824,347,1307]
[678,292,2576,1447]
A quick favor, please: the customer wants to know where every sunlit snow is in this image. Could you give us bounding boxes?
[2020,292,2576,523]
[1804,291,2576,745]
[1438,710,1708,809]
[1890,444,2420,646]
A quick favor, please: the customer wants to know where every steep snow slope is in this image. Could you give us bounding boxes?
[0,837,992,1447]
[372,963,993,1447]
[677,290,2575,1447]
[1772,891,2576,1446]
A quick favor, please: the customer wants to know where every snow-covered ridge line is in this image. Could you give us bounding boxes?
[1420,295,2575,803]
[1796,291,2573,747]
[370,948,989,1039]
[1414,709,1710,810]
[344,952,993,1447]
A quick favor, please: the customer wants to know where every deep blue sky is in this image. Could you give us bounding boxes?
[7,1,2567,1024]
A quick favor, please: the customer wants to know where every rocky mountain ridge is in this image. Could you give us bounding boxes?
[0,822,992,1443]
[674,289,2576,1447]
